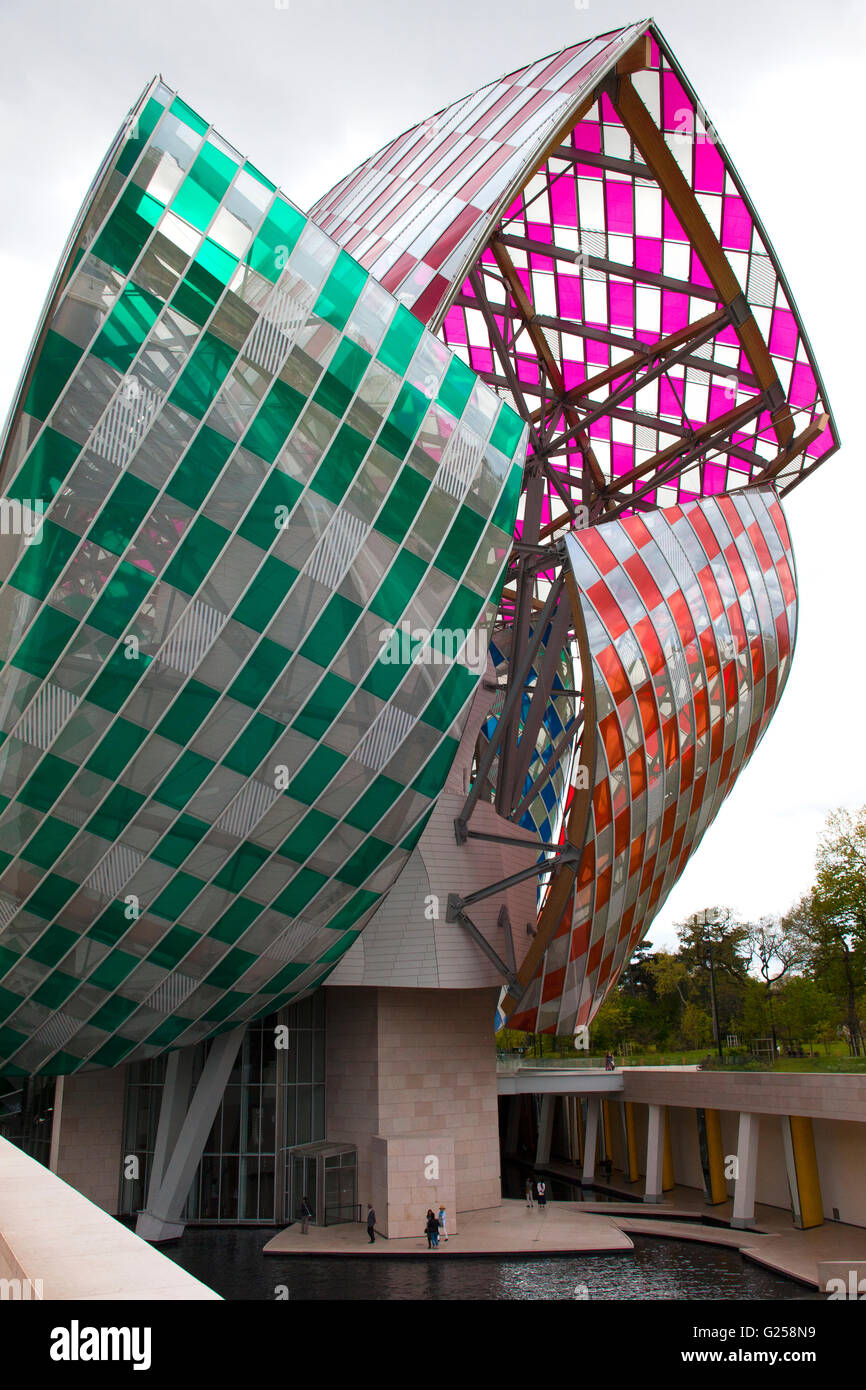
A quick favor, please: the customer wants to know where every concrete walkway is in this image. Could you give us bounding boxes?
[263,1200,633,1257]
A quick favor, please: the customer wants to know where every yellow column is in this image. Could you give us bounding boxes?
[662,1106,675,1191]
[703,1108,727,1205]
[624,1101,639,1183]
[789,1116,823,1229]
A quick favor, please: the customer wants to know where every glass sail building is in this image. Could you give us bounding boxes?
[0,19,839,1235]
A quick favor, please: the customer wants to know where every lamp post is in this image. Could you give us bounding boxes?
[695,910,723,1061]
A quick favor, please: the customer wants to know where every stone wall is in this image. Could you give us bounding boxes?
[52,1067,126,1215]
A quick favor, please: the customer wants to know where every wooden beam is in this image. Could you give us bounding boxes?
[602,395,763,495]
[748,413,829,483]
[616,33,653,75]
[610,74,794,448]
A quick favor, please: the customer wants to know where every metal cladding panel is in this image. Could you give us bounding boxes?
[0,82,527,1075]
[507,485,797,1034]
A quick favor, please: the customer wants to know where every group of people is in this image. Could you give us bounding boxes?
[364,1204,449,1247]
[425,1205,448,1248]
[525,1178,548,1208]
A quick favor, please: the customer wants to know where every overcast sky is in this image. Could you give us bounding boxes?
[0,0,863,950]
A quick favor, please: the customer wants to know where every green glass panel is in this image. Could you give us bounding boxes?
[92,185,158,277]
[18,754,77,813]
[233,556,298,633]
[222,712,284,776]
[243,161,275,193]
[169,97,207,135]
[13,606,76,679]
[88,901,133,947]
[89,561,153,636]
[87,473,157,556]
[213,842,269,893]
[171,258,224,328]
[169,332,237,420]
[291,672,353,742]
[237,471,302,550]
[278,808,336,862]
[345,776,403,833]
[437,355,476,419]
[413,736,458,797]
[247,198,305,282]
[379,382,429,460]
[299,593,361,666]
[152,813,209,868]
[90,993,138,1032]
[166,424,235,510]
[0,985,23,1022]
[194,237,237,285]
[162,514,231,593]
[116,95,165,176]
[148,923,197,969]
[361,650,404,704]
[378,304,424,376]
[287,745,343,805]
[327,888,378,933]
[0,945,19,975]
[228,637,292,708]
[313,338,370,418]
[337,835,391,887]
[489,404,526,459]
[23,331,83,422]
[87,784,146,840]
[435,504,485,578]
[7,428,79,505]
[88,950,137,991]
[150,871,205,920]
[491,462,522,534]
[92,282,162,373]
[314,250,366,331]
[206,946,256,990]
[26,923,76,967]
[272,867,328,917]
[310,423,369,504]
[319,930,359,963]
[28,873,77,919]
[21,817,78,870]
[202,990,246,1022]
[145,1016,192,1046]
[90,1036,137,1066]
[10,521,77,600]
[86,718,149,780]
[242,378,305,464]
[440,584,484,634]
[173,141,238,231]
[369,548,426,624]
[32,973,77,1008]
[154,749,214,810]
[157,679,219,744]
[211,897,260,945]
[88,646,151,713]
[373,465,429,543]
[423,662,478,732]
[263,962,305,992]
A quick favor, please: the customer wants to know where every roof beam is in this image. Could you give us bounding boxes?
[495,231,719,302]
[608,74,794,448]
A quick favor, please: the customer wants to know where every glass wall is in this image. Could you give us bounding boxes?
[0,1072,56,1167]
[119,993,325,1223]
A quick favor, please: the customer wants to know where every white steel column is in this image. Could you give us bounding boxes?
[731,1110,760,1229]
[644,1103,665,1203]
[582,1096,600,1183]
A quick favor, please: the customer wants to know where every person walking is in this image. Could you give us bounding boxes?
[366,1205,376,1244]
[438,1204,448,1242]
[525,1179,534,1209]
[604,1051,615,1072]
[425,1209,440,1249]
[536,1179,547,1209]
[300,1194,313,1234]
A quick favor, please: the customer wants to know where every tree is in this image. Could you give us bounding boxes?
[774,976,836,1055]
[744,915,807,1052]
[677,907,749,1056]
